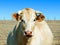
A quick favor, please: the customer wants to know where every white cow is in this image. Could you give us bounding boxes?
[7,8,53,45]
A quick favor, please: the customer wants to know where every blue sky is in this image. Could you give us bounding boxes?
[0,0,60,20]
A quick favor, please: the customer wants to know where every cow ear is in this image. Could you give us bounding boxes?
[12,13,20,21]
[36,13,45,22]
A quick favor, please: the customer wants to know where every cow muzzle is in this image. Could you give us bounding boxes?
[24,31,32,37]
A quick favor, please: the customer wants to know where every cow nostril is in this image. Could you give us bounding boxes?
[30,32,32,34]
[24,31,32,35]
[24,31,32,37]
[25,32,27,34]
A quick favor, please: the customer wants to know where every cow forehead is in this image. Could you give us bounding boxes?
[18,8,36,22]
[18,8,35,14]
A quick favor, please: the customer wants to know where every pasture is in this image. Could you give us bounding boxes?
[0,20,60,45]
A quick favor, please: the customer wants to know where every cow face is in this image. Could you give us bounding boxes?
[12,8,45,37]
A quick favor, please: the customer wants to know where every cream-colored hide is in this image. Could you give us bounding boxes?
[7,8,53,45]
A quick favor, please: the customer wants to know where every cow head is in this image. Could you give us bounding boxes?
[12,8,45,37]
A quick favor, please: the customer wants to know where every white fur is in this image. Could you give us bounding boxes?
[7,8,53,45]
[26,21,53,45]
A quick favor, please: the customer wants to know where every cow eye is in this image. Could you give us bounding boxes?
[21,19,24,22]
[34,19,36,21]
[21,19,25,23]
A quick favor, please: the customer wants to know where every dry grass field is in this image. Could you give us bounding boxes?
[0,20,60,45]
